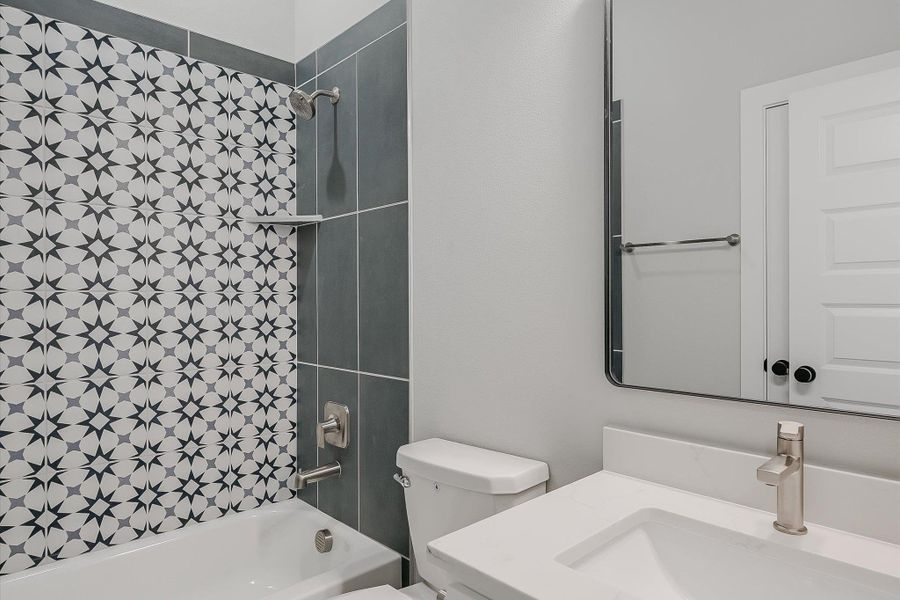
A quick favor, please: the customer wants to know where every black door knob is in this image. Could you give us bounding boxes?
[794,366,816,383]
[770,360,790,376]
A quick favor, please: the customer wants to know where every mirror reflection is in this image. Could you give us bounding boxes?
[607,0,900,417]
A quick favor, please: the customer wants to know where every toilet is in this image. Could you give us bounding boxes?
[334,438,549,600]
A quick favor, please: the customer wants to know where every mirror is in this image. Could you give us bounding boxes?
[604,0,900,418]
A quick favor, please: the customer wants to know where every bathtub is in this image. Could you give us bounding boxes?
[0,500,400,600]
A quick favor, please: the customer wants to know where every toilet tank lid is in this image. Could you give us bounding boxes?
[396,439,549,494]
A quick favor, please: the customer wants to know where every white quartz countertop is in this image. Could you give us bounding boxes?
[427,471,900,600]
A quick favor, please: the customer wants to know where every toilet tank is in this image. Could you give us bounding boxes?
[396,439,549,592]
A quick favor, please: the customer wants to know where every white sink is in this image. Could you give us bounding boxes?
[427,471,900,600]
[557,508,898,600]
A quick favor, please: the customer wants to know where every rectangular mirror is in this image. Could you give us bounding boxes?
[604,0,900,418]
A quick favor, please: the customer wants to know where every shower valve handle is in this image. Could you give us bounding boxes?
[316,417,341,448]
[316,402,350,449]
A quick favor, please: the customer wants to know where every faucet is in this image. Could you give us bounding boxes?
[290,403,350,491]
[291,462,342,491]
[756,421,807,535]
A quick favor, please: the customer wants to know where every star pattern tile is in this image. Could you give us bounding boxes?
[0,6,298,575]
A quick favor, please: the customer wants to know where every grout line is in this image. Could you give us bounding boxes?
[314,103,320,509]
[312,21,407,80]
[298,362,409,382]
[355,51,362,530]
[318,200,408,223]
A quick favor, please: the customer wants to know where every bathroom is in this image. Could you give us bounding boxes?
[0,0,898,598]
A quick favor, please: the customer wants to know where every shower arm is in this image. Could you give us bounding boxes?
[307,87,341,104]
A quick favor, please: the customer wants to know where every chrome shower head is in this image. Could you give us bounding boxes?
[288,86,341,120]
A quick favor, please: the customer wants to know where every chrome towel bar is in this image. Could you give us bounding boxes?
[621,233,740,253]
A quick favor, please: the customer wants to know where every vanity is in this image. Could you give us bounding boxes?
[428,427,900,600]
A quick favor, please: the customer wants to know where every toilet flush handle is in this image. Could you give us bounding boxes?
[393,473,411,488]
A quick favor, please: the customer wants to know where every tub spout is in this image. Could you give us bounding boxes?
[290,462,341,491]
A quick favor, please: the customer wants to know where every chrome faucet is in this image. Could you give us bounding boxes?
[291,462,342,491]
[756,421,807,535]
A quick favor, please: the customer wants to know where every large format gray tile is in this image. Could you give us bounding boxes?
[359,205,408,378]
[316,0,406,72]
[317,216,358,370]
[4,0,188,54]
[358,26,407,210]
[295,52,316,86]
[316,57,357,218]
[296,79,317,216]
[317,367,359,529]
[296,363,318,506]
[189,32,294,85]
[297,226,317,363]
[359,374,409,556]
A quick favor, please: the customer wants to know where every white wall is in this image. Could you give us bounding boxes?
[294,0,392,61]
[95,0,297,61]
[408,0,900,490]
[616,0,900,396]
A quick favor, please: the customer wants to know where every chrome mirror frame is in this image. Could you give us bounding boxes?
[600,0,896,421]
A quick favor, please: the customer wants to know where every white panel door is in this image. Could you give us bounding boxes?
[789,67,900,416]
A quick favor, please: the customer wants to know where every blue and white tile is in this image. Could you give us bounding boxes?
[44,111,146,207]
[44,202,147,291]
[0,291,45,385]
[229,147,294,217]
[44,291,146,380]
[0,477,48,575]
[0,101,44,199]
[184,59,232,141]
[230,294,296,366]
[44,20,146,124]
[229,436,269,511]
[229,367,271,439]
[145,370,233,455]
[267,431,296,502]
[45,460,147,559]
[145,444,231,533]
[229,363,296,440]
[0,196,44,290]
[144,133,230,216]
[145,292,231,373]
[229,222,297,294]
[143,47,191,133]
[229,74,295,154]
[0,384,46,480]
[145,213,230,293]
[45,377,146,471]
[0,5,46,105]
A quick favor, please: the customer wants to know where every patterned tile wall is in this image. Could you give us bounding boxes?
[0,4,298,574]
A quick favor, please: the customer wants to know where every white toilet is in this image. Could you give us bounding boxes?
[334,438,549,600]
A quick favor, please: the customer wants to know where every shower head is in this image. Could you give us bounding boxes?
[288,86,341,120]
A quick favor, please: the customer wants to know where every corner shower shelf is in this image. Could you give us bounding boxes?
[242,214,323,226]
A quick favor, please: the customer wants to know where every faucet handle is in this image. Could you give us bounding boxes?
[316,417,340,448]
[777,421,804,441]
[316,401,350,449]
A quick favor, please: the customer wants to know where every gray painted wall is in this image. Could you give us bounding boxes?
[408,0,900,493]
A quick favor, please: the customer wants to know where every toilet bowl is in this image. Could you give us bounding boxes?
[332,438,549,599]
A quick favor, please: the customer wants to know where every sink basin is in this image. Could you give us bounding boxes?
[557,508,899,600]
[427,470,900,600]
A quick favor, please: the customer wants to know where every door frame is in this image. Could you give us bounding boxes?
[738,50,900,401]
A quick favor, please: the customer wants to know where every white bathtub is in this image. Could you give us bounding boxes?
[0,500,400,600]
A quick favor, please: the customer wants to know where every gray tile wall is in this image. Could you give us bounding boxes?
[293,0,410,562]
[0,2,297,575]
